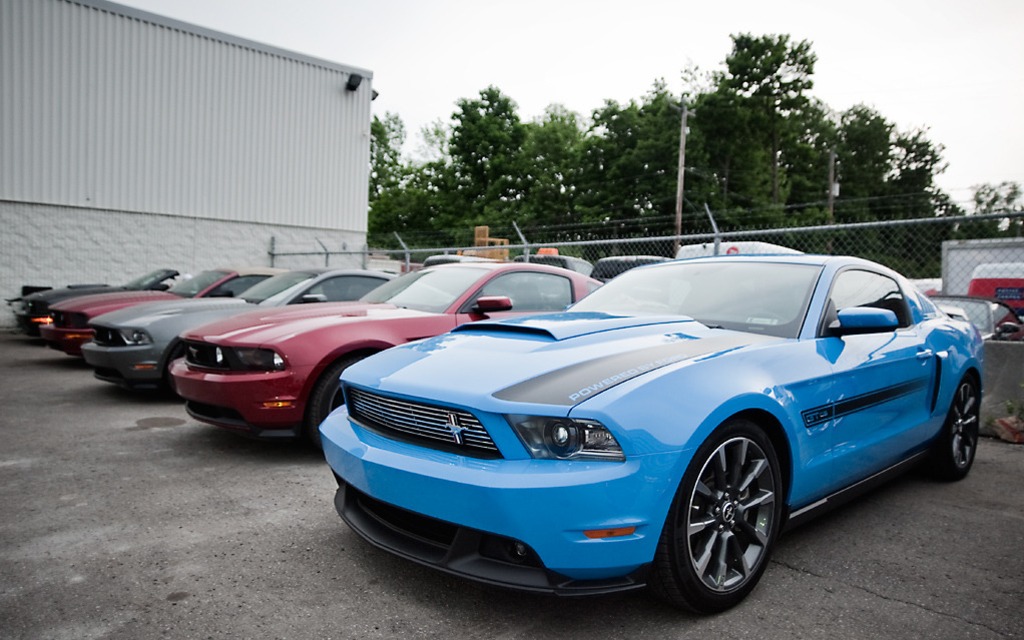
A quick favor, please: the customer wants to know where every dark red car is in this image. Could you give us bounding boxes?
[39,267,284,356]
[170,263,601,444]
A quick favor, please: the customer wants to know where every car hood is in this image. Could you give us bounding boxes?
[90,297,251,328]
[21,285,119,305]
[180,302,436,346]
[51,290,178,313]
[345,312,783,409]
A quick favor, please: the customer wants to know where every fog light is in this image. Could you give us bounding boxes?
[261,400,294,409]
[510,541,528,561]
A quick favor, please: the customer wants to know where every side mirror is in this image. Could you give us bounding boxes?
[994,321,1021,340]
[829,307,898,336]
[299,293,328,304]
[473,295,513,313]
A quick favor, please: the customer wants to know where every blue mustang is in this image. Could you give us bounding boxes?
[320,255,983,613]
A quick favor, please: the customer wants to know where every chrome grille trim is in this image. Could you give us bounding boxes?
[347,387,500,456]
[92,326,126,347]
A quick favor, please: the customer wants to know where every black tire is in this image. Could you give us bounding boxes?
[928,374,980,482]
[162,342,186,395]
[649,418,783,613]
[304,355,367,448]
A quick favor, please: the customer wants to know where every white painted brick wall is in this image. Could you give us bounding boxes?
[1,202,365,328]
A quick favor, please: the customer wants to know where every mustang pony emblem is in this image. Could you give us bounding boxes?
[445,413,468,445]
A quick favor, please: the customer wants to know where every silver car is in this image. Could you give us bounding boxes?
[81,268,393,391]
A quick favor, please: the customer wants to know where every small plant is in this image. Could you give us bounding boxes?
[1006,382,1024,422]
[993,382,1024,444]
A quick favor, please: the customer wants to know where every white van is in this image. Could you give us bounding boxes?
[675,241,802,259]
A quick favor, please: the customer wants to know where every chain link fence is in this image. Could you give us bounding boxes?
[271,212,1024,299]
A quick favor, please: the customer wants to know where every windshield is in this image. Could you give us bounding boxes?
[360,266,488,313]
[169,270,229,298]
[934,298,994,333]
[572,260,821,339]
[241,271,318,304]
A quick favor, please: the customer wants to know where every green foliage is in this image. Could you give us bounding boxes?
[366,31,1008,269]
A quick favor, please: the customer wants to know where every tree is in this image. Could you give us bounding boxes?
[834,105,894,223]
[722,34,817,206]
[576,81,683,241]
[445,86,528,232]
[517,105,586,235]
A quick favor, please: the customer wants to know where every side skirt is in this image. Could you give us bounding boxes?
[783,450,929,532]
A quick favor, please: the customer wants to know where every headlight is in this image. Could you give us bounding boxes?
[508,416,624,461]
[118,328,152,345]
[232,347,285,371]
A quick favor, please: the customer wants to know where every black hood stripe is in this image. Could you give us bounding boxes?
[493,332,779,406]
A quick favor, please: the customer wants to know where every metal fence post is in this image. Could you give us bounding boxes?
[316,239,330,266]
[513,221,530,261]
[704,204,721,256]
[393,232,411,273]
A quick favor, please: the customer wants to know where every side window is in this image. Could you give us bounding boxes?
[828,269,912,328]
[476,272,573,311]
[210,275,268,297]
[307,276,388,302]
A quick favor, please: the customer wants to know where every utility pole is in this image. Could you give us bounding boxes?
[673,103,689,256]
[827,149,836,224]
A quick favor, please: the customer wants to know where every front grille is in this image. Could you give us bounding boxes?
[26,301,48,315]
[346,387,500,458]
[92,326,126,347]
[184,340,230,370]
[50,311,88,328]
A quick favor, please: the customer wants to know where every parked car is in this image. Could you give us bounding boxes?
[931,294,1023,341]
[591,255,668,281]
[82,268,394,391]
[320,255,983,614]
[170,263,601,445]
[512,254,594,276]
[39,267,284,356]
[420,255,499,267]
[10,268,180,336]
[965,262,1024,313]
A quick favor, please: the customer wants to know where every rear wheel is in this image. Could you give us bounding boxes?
[649,418,782,613]
[928,375,979,481]
[304,355,368,448]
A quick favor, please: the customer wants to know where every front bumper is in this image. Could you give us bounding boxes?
[320,407,677,592]
[81,342,163,390]
[14,312,50,336]
[169,360,308,437]
[38,325,93,356]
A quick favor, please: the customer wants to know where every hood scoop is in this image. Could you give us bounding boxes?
[452,312,692,341]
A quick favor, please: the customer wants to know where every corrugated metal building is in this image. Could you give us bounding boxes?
[1,0,374,326]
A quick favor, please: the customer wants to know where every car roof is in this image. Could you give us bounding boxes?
[212,267,289,276]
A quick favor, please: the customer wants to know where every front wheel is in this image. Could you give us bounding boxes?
[304,355,368,448]
[649,418,783,613]
[928,375,980,481]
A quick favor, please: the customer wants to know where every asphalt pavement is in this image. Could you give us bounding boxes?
[1,331,1022,639]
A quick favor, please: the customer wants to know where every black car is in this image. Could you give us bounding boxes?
[512,253,594,276]
[591,255,668,282]
[10,268,179,336]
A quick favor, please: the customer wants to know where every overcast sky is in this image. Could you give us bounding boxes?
[117,0,1024,209]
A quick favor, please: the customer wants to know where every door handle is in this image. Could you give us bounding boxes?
[916,349,934,360]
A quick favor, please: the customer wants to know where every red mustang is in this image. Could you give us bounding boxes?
[40,267,283,356]
[170,262,601,445]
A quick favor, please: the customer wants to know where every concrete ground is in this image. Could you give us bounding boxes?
[1,331,1022,640]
